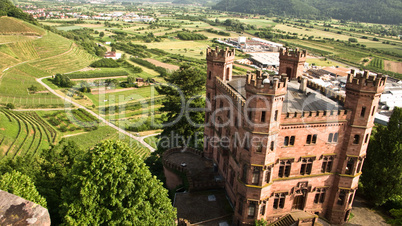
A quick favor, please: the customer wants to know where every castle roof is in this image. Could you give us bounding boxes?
[227,78,344,112]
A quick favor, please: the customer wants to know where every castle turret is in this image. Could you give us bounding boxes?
[327,70,386,224]
[204,47,235,159]
[279,47,307,80]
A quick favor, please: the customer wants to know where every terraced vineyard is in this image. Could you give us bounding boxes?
[0,108,57,161]
[8,41,39,61]
[369,58,385,70]
[109,132,151,158]
[31,44,98,74]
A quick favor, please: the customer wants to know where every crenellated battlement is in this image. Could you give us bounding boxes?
[346,69,387,93]
[279,47,307,61]
[245,70,288,95]
[206,46,235,62]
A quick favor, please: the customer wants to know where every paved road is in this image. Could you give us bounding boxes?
[36,76,156,152]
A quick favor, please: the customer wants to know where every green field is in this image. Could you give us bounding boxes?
[0,109,57,162]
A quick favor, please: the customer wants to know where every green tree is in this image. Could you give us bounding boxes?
[5,103,15,109]
[60,140,176,225]
[127,76,135,84]
[0,170,47,207]
[99,31,105,37]
[156,65,205,149]
[28,85,38,93]
[361,107,402,206]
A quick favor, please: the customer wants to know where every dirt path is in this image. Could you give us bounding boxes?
[37,76,156,152]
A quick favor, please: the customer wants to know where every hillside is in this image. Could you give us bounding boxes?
[0,17,97,108]
[0,17,44,36]
[213,0,402,24]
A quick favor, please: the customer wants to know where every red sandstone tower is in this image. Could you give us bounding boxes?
[204,47,386,225]
[279,48,306,80]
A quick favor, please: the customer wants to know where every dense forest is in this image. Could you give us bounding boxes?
[213,0,402,24]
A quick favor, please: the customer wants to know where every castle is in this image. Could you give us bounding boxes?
[204,47,386,225]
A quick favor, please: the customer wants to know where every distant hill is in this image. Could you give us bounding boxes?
[0,0,37,24]
[213,0,402,24]
[0,17,44,36]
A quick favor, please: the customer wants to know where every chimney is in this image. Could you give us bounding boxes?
[299,77,307,93]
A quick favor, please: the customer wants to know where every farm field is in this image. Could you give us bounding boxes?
[0,108,57,162]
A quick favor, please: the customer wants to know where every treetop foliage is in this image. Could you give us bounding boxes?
[361,107,402,206]
[0,0,37,24]
[0,170,47,208]
[156,65,206,149]
[60,140,176,225]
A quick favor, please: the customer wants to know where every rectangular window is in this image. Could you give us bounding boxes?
[248,111,253,122]
[207,93,210,101]
[314,188,326,204]
[353,135,360,144]
[260,203,266,215]
[300,158,313,175]
[234,117,238,128]
[208,71,212,79]
[290,136,295,145]
[306,135,312,144]
[227,109,231,119]
[372,106,376,116]
[284,136,289,146]
[333,133,339,142]
[345,158,355,175]
[270,141,274,151]
[256,143,263,153]
[220,100,223,108]
[312,134,317,144]
[307,134,317,144]
[248,204,255,217]
[252,168,260,185]
[337,190,347,205]
[328,133,333,142]
[273,193,286,209]
[265,168,271,183]
[274,110,278,121]
[321,156,334,173]
[279,160,292,178]
[364,134,369,143]
[361,106,366,117]
[261,111,266,122]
